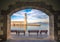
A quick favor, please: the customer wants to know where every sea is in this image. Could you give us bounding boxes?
[11,22,49,31]
[11,22,49,38]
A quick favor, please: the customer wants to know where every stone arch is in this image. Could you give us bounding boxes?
[9,6,52,16]
[1,2,55,40]
[7,6,54,40]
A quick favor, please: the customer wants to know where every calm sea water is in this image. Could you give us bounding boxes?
[11,23,49,31]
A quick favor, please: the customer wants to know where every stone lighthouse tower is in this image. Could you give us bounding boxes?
[24,13,27,31]
[24,13,27,24]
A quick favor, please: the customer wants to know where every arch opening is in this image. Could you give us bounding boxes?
[7,7,54,40]
[10,8,49,39]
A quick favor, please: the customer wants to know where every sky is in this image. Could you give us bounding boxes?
[11,8,49,23]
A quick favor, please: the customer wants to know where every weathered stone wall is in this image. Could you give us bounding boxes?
[53,11,60,41]
[0,1,60,41]
[56,11,60,40]
[0,0,60,10]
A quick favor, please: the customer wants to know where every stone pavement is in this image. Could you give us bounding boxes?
[0,40,58,42]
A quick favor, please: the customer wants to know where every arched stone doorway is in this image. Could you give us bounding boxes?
[1,2,57,41]
[7,6,54,40]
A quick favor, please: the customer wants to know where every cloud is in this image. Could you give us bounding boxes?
[12,13,21,16]
[12,9,49,19]
[26,9,49,19]
[11,9,49,23]
[13,12,25,16]
[11,18,24,21]
[27,18,49,23]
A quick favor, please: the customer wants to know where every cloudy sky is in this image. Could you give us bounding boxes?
[11,8,49,23]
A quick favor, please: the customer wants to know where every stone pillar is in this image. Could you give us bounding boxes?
[1,10,10,40]
[58,15,60,41]
[54,14,58,41]
[55,11,60,41]
[49,15,55,40]
[7,15,11,39]
[3,14,7,40]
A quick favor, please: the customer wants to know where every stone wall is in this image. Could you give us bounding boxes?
[0,0,60,10]
[0,1,60,41]
[57,11,60,40]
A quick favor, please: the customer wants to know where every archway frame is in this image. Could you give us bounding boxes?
[7,7,54,40]
[0,2,55,40]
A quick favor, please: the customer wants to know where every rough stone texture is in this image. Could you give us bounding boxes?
[0,1,60,42]
[0,0,60,10]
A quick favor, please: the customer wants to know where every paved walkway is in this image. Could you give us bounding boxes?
[11,33,49,40]
[0,33,59,42]
[0,40,57,42]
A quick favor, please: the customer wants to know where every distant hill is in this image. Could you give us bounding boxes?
[27,22,49,24]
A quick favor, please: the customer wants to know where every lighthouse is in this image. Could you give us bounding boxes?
[24,13,27,24]
[24,13,27,31]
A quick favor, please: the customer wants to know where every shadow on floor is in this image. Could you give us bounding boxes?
[0,39,58,42]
